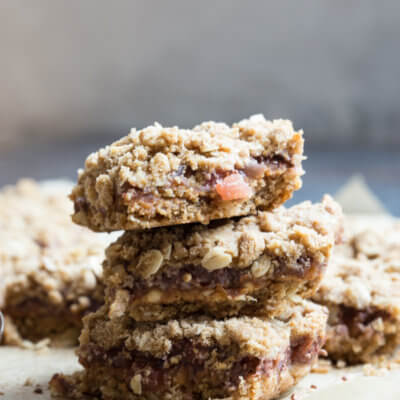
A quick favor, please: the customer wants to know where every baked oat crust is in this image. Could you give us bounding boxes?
[71,115,304,232]
[50,300,327,400]
[0,180,117,345]
[313,218,400,363]
[103,195,343,321]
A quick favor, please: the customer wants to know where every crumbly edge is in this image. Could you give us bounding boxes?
[3,277,103,345]
[50,362,305,400]
[105,278,321,322]
[322,303,400,364]
[0,179,116,345]
[50,301,327,400]
[313,218,400,363]
[71,115,304,232]
[3,315,79,348]
[101,196,342,320]
[72,174,301,232]
[104,195,342,280]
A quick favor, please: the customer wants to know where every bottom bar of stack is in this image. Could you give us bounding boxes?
[50,300,327,400]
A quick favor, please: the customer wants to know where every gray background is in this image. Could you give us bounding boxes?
[0,1,399,213]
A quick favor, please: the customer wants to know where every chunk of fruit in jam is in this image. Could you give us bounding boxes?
[215,174,252,201]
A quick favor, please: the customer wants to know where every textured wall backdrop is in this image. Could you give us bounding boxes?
[1,0,400,148]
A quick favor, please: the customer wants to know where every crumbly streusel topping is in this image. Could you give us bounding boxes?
[0,180,117,308]
[71,115,304,231]
[80,300,327,360]
[78,115,302,193]
[103,195,342,282]
[313,219,400,311]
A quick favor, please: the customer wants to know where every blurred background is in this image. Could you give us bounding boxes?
[0,1,399,213]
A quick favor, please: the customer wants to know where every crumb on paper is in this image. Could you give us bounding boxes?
[311,358,332,374]
[341,376,348,382]
[318,349,328,357]
[361,352,400,376]
[290,394,297,400]
[363,363,389,377]
[34,338,51,351]
[310,384,317,389]
[24,378,34,386]
[33,384,43,394]
[363,364,379,376]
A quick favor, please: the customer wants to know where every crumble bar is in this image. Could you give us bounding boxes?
[50,300,327,400]
[71,115,304,232]
[313,219,400,364]
[0,180,116,345]
[103,195,342,321]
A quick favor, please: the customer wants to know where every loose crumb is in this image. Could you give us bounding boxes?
[24,378,34,386]
[318,349,328,357]
[290,394,296,400]
[33,384,43,394]
[310,384,317,389]
[341,376,348,382]
[34,338,51,351]
[0,391,4,396]
[362,363,389,377]
[311,358,332,374]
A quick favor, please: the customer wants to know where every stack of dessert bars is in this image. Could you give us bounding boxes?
[50,115,343,400]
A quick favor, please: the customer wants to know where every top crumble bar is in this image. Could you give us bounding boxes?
[71,115,304,232]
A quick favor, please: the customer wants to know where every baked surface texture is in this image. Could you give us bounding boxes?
[102,195,342,321]
[49,300,327,400]
[71,115,304,232]
[313,218,400,364]
[0,180,117,345]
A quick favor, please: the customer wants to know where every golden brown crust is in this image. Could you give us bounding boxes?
[313,218,400,363]
[103,196,343,321]
[71,115,304,232]
[50,300,327,400]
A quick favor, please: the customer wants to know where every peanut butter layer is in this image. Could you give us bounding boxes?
[313,218,400,364]
[0,180,117,346]
[71,115,304,232]
[103,196,342,321]
[49,300,327,400]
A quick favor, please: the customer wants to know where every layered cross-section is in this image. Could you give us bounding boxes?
[0,180,116,345]
[313,220,400,363]
[50,300,327,400]
[71,115,304,232]
[103,196,342,322]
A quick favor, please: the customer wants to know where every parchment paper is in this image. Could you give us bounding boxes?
[0,177,398,399]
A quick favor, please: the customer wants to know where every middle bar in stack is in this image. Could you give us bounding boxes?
[104,196,343,322]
